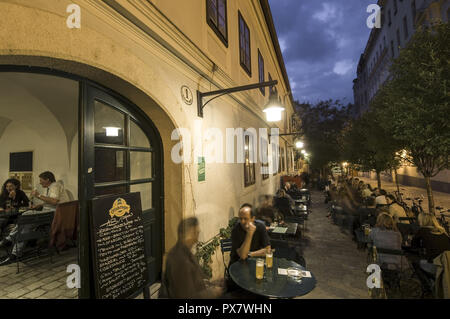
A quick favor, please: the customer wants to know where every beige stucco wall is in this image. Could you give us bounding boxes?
[0,0,292,281]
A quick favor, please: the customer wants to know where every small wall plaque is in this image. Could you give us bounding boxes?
[181,85,193,105]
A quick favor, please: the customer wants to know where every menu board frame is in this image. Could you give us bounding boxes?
[90,192,149,299]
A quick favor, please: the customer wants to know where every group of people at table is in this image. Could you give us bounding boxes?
[327,176,450,292]
[0,171,68,265]
[160,182,308,299]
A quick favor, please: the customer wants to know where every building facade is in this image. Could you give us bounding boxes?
[352,0,450,193]
[0,0,297,297]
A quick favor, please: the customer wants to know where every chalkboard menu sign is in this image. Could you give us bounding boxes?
[90,192,148,299]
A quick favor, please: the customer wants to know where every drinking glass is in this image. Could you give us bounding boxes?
[266,251,273,269]
[255,259,264,280]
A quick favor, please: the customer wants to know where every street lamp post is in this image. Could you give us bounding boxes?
[197,80,285,122]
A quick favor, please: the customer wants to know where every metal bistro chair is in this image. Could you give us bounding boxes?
[14,212,55,273]
[220,238,233,280]
[370,245,407,296]
[397,222,420,246]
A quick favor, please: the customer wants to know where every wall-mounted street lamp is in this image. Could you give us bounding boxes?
[295,141,304,149]
[263,93,285,122]
[197,80,284,122]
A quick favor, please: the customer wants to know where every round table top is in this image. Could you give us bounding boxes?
[229,257,316,298]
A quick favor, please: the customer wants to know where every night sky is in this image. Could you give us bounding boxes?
[269,0,376,104]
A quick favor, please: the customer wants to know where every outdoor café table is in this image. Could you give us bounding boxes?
[268,222,297,240]
[1,208,54,218]
[229,257,316,298]
[0,207,25,218]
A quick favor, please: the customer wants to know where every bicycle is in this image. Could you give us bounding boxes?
[404,196,425,219]
[436,207,450,234]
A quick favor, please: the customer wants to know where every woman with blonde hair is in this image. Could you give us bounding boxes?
[375,211,399,231]
[412,213,450,263]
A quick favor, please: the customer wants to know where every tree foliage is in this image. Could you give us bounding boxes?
[371,23,450,214]
[295,100,353,172]
[341,110,401,188]
[374,23,450,178]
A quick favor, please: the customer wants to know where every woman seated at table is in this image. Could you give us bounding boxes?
[256,202,281,229]
[0,178,29,211]
[0,179,29,237]
[0,171,67,265]
[274,189,294,217]
[368,212,403,270]
[411,213,450,275]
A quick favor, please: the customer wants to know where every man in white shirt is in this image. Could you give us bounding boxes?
[386,195,410,224]
[0,171,66,264]
[361,184,373,198]
[31,172,67,210]
[375,189,388,206]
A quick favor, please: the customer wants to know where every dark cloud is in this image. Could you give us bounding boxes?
[269,0,375,103]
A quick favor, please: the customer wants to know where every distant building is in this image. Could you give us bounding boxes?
[353,0,449,116]
[353,0,450,193]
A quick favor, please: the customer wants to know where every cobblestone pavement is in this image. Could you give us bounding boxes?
[358,177,450,216]
[0,248,78,299]
[296,191,370,299]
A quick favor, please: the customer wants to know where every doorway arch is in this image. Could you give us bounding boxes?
[0,60,180,298]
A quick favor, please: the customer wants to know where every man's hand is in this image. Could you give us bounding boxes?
[8,190,16,199]
[246,222,256,235]
[31,190,40,198]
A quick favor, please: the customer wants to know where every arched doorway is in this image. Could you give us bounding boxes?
[81,83,164,298]
[0,68,164,298]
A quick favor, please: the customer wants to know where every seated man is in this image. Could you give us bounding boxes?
[30,172,68,211]
[159,217,223,299]
[386,194,409,224]
[375,189,388,207]
[229,204,271,266]
[0,171,67,265]
[361,184,373,199]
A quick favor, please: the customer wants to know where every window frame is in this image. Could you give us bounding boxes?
[258,49,265,96]
[206,0,228,47]
[244,134,256,187]
[238,11,252,76]
[261,134,269,180]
